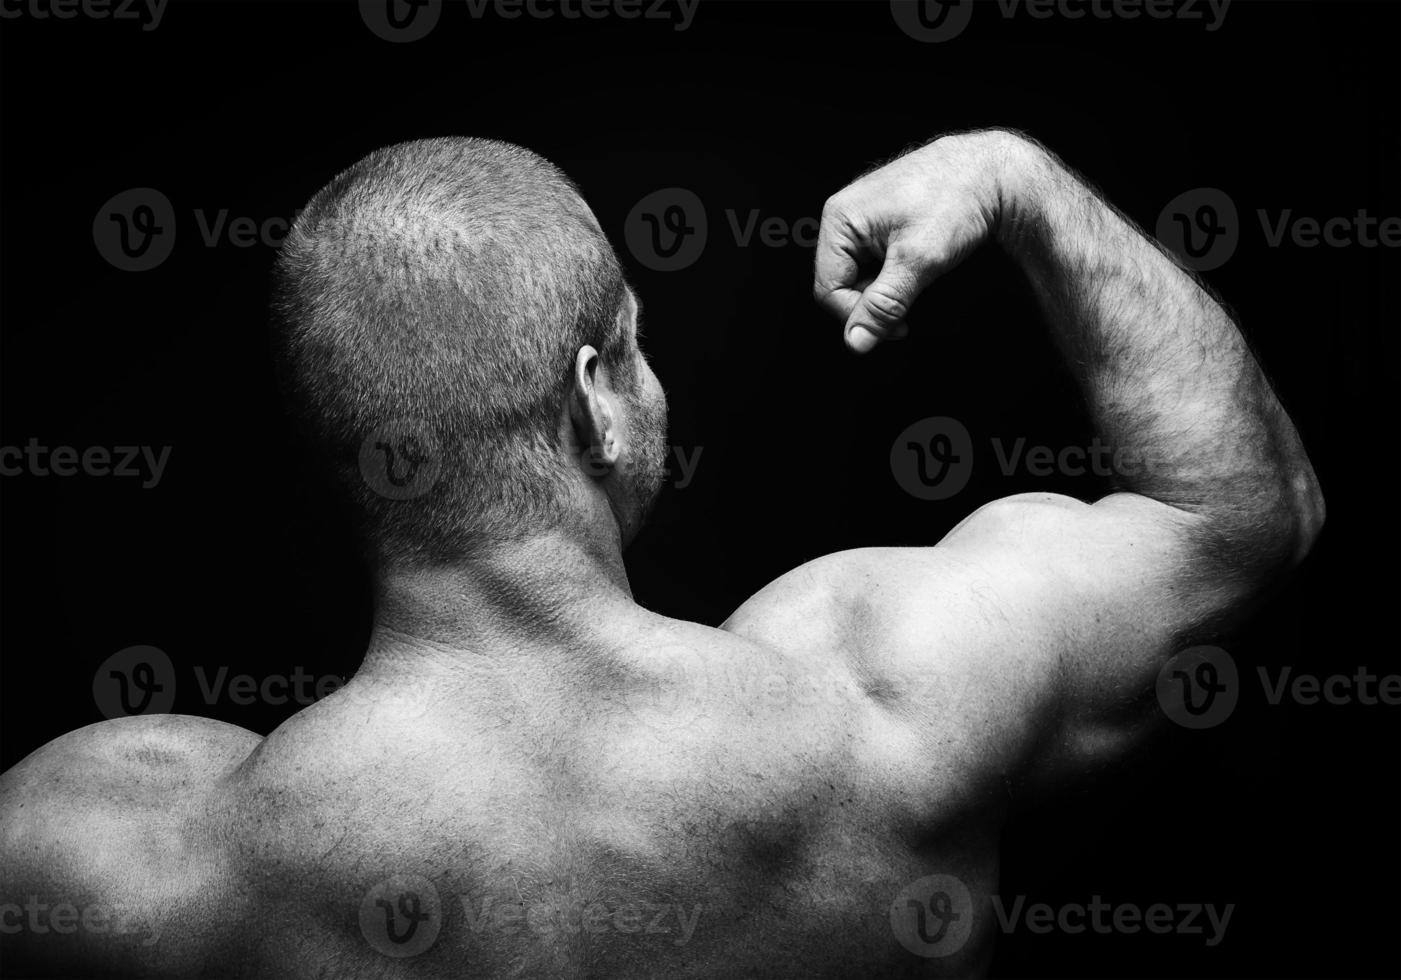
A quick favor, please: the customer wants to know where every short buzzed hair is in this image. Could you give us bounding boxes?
[272,137,635,563]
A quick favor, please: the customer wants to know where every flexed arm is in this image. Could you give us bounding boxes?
[817,130,1322,573]
[808,130,1324,784]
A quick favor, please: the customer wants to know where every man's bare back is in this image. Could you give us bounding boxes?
[0,131,1323,978]
[4,546,1021,977]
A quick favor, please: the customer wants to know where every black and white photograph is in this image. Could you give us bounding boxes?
[0,0,1397,976]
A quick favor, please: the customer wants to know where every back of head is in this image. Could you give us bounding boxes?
[272,137,634,564]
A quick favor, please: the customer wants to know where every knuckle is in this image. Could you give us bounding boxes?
[863,287,909,324]
[885,238,921,267]
[820,193,850,225]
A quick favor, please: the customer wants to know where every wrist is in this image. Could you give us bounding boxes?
[985,130,1052,254]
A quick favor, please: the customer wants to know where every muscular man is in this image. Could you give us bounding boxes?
[0,130,1323,978]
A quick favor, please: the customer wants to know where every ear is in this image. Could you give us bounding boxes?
[570,345,621,471]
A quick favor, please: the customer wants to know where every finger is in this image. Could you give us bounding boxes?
[843,251,929,353]
[822,286,863,326]
[813,210,870,321]
[847,320,910,354]
[843,272,899,352]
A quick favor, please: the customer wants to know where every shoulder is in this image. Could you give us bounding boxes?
[715,493,1110,743]
[721,494,1094,632]
[719,550,857,647]
[717,494,1077,654]
[1,713,262,816]
[0,715,261,974]
[721,492,1196,683]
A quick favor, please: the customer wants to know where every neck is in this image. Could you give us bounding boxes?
[362,525,641,675]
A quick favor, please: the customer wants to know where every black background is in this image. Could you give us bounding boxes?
[1,0,1398,976]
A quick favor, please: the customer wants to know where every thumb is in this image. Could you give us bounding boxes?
[843,251,928,353]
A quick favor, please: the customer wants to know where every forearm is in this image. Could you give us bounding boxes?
[994,136,1324,572]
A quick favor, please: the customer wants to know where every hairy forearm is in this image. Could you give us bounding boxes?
[994,136,1324,572]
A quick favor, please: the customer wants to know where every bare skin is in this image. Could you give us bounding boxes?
[0,130,1323,978]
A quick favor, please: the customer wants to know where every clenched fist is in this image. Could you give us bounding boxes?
[813,129,1036,353]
